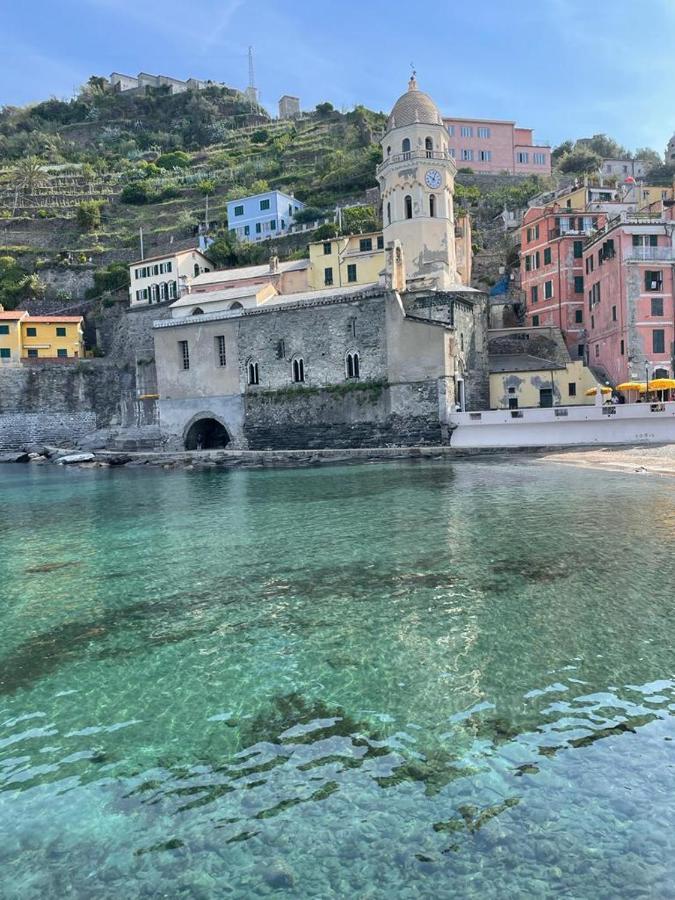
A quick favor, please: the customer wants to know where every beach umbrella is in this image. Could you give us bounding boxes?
[647,378,675,391]
[616,382,645,391]
[585,386,612,396]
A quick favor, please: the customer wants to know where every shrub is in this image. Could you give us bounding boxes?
[120,182,149,204]
[155,150,191,170]
[37,208,49,218]
[313,222,338,240]
[198,178,217,195]
[76,199,104,230]
[85,262,130,299]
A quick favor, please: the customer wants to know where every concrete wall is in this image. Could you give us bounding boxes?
[449,400,675,448]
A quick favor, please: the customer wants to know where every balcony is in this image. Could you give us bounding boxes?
[548,228,592,240]
[626,246,675,262]
[376,149,453,175]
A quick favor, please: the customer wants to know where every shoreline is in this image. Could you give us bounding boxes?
[2,442,675,475]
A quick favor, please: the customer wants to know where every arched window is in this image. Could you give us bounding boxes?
[292,357,305,383]
[404,195,413,219]
[425,136,433,157]
[229,301,243,310]
[194,263,200,277]
[191,307,204,315]
[346,351,360,379]
[247,360,259,385]
[402,138,411,158]
[150,284,158,303]
[159,282,167,301]
[386,145,391,157]
[387,202,391,225]
[429,194,436,218]
[653,367,669,378]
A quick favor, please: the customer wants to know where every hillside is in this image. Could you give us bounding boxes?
[0,80,552,308]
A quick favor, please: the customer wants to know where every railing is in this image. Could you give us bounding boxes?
[625,246,675,262]
[376,149,451,174]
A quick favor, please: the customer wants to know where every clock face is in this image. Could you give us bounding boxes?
[425,169,442,189]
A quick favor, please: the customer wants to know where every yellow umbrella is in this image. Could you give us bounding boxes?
[585,386,612,396]
[616,382,645,391]
[647,378,675,391]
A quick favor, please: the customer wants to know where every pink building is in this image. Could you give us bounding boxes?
[521,206,606,358]
[583,207,675,385]
[442,117,551,175]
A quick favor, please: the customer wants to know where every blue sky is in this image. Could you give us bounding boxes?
[2,0,674,155]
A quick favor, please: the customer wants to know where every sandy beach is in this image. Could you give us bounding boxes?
[538,443,675,477]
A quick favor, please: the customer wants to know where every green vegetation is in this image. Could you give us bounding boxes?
[84,261,130,299]
[76,199,104,230]
[552,133,662,175]
[0,255,45,308]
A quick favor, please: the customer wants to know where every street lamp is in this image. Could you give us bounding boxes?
[645,361,649,398]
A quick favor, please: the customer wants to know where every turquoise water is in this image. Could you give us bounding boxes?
[0,459,674,898]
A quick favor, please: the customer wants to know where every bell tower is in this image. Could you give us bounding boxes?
[378,76,459,290]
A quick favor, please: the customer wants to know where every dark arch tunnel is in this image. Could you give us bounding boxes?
[184,418,231,450]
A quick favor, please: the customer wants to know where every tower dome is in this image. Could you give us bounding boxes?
[387,75,444,130]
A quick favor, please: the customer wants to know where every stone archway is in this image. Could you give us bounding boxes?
[184,416,231,450]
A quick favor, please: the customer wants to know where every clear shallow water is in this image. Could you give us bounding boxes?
[0,459,674,899]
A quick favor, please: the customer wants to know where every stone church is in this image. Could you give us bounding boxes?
[152,78,489,449]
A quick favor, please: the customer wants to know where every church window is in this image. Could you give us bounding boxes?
[292,357,305,383]
[247,360,259,385]
[404,195,413,219]
[216,335,226,367]
[346,351,360,379]
[425,137,433,157]
[402,138,411,156]
[194,264,200,277]
[387,202,391,225]
[429,194,436,218]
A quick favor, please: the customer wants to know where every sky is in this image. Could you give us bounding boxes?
[1,0,674,155]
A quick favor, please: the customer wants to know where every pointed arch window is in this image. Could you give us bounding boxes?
[247,360,259,385]
[404,195,413,219]
[346,351,360,379]
[429,194,436,218]
[292,357,305,383]
[191,307,204,315]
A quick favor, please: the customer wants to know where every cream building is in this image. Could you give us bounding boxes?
[129,248,212,307]
[377,75,460,290]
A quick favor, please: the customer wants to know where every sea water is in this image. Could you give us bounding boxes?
[0,459,673,898]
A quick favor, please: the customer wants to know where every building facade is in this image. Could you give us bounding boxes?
[583,209,675,384]
[0,310,84,363]
[152,78,489,450]
[227,191,304,242]
[308,232,385,290]
[599,158,648,180]
[278,95,300,118]
[521,206,606,358]
[129,249,212,307]
[442,117,551,175]
[109,72,208,94]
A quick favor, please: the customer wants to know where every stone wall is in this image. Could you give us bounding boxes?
[243,381,444,449]
[0,361,157,449]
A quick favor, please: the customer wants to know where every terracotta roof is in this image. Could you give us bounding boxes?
[22,316,83,323]
[0,311,28,319]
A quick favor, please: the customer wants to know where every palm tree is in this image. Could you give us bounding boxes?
[13,156,46,196]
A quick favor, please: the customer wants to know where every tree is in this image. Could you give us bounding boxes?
[313,222,338,240]
[559,149,602,174]
[85,262,130,298]
[552,140,573,163]
[197,179,216,195]
[120,182,149,204]
[13,156,46,195]
[634,147,662,170]
[576,134,627,159]
[315,101,335,118]
[76,200,103,230]
[155,150,191,170]
[642,163,675,186]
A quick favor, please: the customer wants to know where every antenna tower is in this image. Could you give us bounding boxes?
[247,46,258,109]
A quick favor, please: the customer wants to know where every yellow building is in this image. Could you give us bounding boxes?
[489,356,600,410]
[308,232,385,290]
[308,218,473,291]
[0,309,84,364]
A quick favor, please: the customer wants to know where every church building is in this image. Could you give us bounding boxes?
[152,78,489,450]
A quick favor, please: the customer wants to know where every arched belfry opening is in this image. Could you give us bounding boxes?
[184,417,231,450]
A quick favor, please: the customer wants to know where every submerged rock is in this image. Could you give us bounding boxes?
[0,451,29,463]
